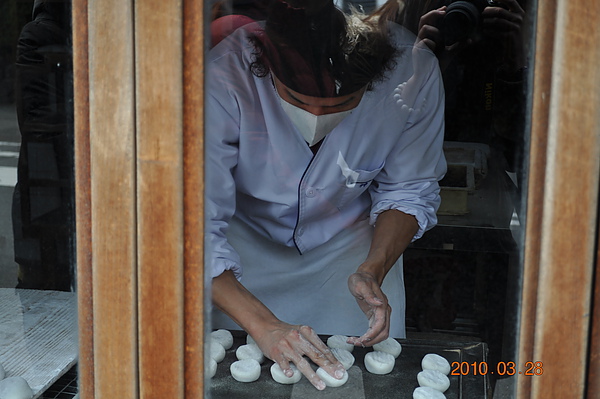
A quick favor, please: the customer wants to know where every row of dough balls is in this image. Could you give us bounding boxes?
[210,330,302,384]
[327,334,402,377]
[328,334,454,397]
[208,329,265,382]
[0,362,34,399]
[209,330,407,388]
[413,353,451,399]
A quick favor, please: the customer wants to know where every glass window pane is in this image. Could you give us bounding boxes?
[0,1,77,397]
[206,0,535,397]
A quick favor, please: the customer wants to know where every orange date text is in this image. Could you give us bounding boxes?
[450,361,544,376]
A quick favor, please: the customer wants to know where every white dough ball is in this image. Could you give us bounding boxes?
[207,358,218,379]
[330,348,354,370]
[413,386,447,399]
[236,344,264,363]
[270,363,302,384]
[364,351,395,375]
[211,329,234,350]
[316,367,348,387]
[326,335,354,352]
[210,340,226,363]
[372,337,402,358]
[0,376,34,399]
[246,334,256,346]
[417,369,450,393]
[230,359,261,383]
[0,362,4,380]
[421,353,451,375]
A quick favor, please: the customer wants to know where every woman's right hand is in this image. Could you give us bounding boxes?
[251,321,346,390]
[416,7,447,53]
[416,6,469,72]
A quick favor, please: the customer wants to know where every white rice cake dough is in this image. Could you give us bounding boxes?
[207,358,218,379]
[330,348,355,370]
[421,353,451,375]
[270,363,302,384]
[413,386,447,399]
[417,369,451,393]
[0,376,34,399]
[372,337,402,358]
[230,359,261,383]
[236,344,265,363]
[364,351,395,375]
[210,340,226,363]
[326,335,354,352]
[316,367,348,387]
[211,329,234,350]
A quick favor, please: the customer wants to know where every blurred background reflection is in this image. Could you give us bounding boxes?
[0,1,77,398]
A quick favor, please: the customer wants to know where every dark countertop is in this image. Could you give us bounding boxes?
[210,331,490,399]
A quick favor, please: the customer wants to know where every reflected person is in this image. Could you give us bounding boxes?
[206,0,446,389]
[12,0,74,291]
[385,0,528,181]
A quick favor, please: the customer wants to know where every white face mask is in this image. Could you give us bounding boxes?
[277,95,354,146]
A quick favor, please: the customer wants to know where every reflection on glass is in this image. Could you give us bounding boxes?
[381,0,532,396]
[207,0,533,397]
[0,1,77,397]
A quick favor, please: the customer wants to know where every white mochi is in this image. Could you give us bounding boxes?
[270,363,302,384]
[0,362,4,380]
[413,386,447,399]
[211,329,234,350]
[0,376,34,399]
[417,369,451,392]
[207,358,218,379]
[316,367,348,387]
[236,344,264,363]
[421,353,451,375]
[364,351,395,375]
[230,359,261,383]
[372,337,402,358]
[330,348,355,370]
[246,334,256,346]
[210,340,226,363]
[326,335,354,352]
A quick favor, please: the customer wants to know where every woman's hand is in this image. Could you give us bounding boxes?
[346,270,392,346]
[253,321,346,390]
[416,7,447,53]
[416,6,467,71]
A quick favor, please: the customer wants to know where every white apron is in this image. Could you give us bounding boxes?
[212,215,406,338]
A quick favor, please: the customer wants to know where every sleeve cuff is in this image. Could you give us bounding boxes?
[369,202,438,242]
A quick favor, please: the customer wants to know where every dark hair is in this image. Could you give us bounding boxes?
[248,0,398,97]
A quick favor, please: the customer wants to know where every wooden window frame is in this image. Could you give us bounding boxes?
[72,0,599,397]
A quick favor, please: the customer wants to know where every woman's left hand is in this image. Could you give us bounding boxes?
[347,271,392,346]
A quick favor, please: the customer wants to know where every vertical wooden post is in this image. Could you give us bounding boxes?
[183,0,206,396]
[75,0,205,397]
[520,0,600,398]
[86,0,139,397]
[73,0,93,396]
[135,0,186,396]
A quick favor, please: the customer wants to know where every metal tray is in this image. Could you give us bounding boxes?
[210,331,489,399]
